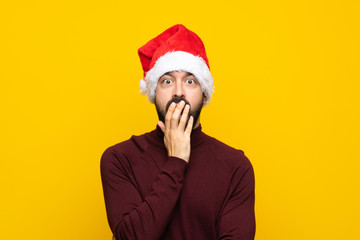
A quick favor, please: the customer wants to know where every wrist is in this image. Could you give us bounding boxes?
[168,153,189,163]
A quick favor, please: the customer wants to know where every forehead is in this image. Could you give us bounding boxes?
[160,70,194,78]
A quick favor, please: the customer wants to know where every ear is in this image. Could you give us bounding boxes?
[202,93,207,105]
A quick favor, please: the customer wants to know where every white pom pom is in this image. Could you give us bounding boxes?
[139,79,147,94]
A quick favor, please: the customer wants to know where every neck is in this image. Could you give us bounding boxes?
[193,116,200,129]
[193,121,200,129]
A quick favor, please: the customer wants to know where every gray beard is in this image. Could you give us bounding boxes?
[155,95,204,129]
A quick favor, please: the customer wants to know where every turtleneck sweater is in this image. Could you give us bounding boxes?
[100,124,255,240]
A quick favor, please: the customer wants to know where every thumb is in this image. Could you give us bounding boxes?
[157,121,165,133]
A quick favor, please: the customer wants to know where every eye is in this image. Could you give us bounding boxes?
[162,78,172,84]
[186,78,196,84]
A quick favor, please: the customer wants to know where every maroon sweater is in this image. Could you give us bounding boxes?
[100,124,255,240]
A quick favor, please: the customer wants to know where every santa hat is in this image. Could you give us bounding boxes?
[138,24,214,105]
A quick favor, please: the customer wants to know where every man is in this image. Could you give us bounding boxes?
[100,24,255,240]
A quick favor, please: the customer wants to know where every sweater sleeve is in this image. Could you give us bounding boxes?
[100,147,187,240]
[217,154,256,240]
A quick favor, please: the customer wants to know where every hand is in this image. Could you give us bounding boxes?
[157,100,194,163]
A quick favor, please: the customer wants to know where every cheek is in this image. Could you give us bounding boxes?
[155,88,171,105]
[188,89,203,105]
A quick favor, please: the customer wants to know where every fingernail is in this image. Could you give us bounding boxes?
[180,100,185,105]
[171,102,176,107]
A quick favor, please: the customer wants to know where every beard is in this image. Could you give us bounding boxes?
[155,95,204,129]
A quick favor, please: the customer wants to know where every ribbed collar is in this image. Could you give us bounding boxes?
[145,123,208,150]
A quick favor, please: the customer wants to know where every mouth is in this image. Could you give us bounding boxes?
[165,98,191,113]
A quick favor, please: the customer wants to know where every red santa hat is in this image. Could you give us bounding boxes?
[138,24,214,105]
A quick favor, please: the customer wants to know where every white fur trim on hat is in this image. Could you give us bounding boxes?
[139,51,214,105]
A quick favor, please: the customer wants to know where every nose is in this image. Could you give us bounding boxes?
[173,79,185,98]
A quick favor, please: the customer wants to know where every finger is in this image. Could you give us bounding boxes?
[165,102,176,129]
[178,104,190,131]
[170,100,185,129]
[157,121,165,133]
[185,115,194,135]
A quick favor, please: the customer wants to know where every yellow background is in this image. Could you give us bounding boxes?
[1,0,359,239]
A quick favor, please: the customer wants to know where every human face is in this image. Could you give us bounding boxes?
[154,71,206,128]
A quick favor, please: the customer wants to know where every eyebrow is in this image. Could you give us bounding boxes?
[161,71,194,78]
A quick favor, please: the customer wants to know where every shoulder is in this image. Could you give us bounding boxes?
[100,132,150,170]
[205,134,253,173]
[204,135,255,190]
